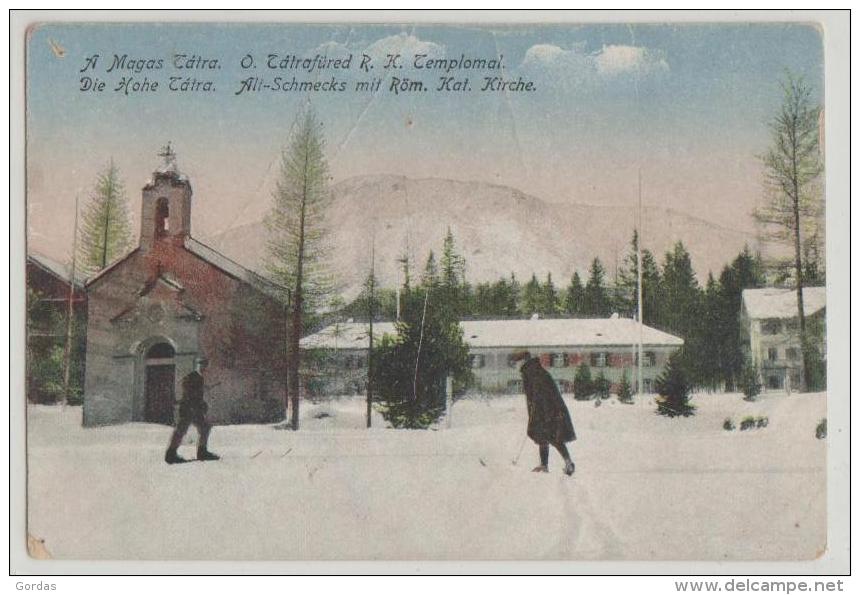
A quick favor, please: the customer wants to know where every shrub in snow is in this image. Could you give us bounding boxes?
[617,371,634,404]
[756,416,769,428]
[739,361,762,402]
[594,371,611,400]
[371,285,473,429]
[655,353,695,417]
[740,416,757,431]
[573,364,594,400]
[723,418,735,431]
[815,419,827,440]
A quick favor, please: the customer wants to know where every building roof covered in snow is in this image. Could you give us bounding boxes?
[742,287,826,320]
[301,317,684,350]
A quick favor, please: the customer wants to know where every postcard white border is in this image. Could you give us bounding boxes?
[8,9,851,576]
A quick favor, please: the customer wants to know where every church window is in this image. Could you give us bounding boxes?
[155,197,169,236]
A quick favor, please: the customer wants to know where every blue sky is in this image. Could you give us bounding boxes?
[26,22,823,259]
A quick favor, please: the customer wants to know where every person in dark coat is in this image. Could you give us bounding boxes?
[165,357,220,464]
[512,350,576,475]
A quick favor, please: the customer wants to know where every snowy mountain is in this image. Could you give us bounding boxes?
[208,174,758,299]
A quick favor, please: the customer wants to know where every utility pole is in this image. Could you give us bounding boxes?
[366,238,375,428]
[62,195,80,410]
[637,169,644,397]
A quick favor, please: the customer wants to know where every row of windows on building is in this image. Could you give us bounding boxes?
[468,351,658,369]
[764,346,800,363]
[760,319,798,336]
[503,377,655,394]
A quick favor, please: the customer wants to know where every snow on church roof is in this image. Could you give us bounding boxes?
[301,317,684,350]
[742,287,826,320]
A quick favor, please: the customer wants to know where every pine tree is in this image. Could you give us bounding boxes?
[521,274,541,317]
[440,228,466,288]
[371,276,472,428]
[739,360,762,402]
[658,242,702,337]
[573,364,594,400]
[717,246,765,389]
[618,370,634,403]
[78,160,133,275]
[755,73,823,391]
[583,258,611,317]
[266,107,334,429]
[594,370,611,399]
[655,352,695,417]
[439,228,467,317]
[615,230,661,324]
[422,251,439,288]
[563,271,585,317]
[539,273,559,316]
[698,273,724,390]
[507,274,521,317]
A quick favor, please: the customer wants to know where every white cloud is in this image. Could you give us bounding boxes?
[522,43,568,65]
[594,44,669,77]
[520,42,668,81]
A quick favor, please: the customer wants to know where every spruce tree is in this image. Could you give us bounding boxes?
[655,352,695,417]
[658,241,701,340]
[739,360,762,401]
[615,230,661,324]
[521,274,541,317]
[78,160,133,275]
[583,258,611,317]
[618,370,634,403]
[540,273,559,316]
[439,228,467,317]
[717,246,765,389]
[594,370,611,399]
[564,271,585,317]
[573,364,594,400]
[422,251,439,288]
[371,277,472,428]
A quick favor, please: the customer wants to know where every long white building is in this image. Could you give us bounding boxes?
[300,316,683,396]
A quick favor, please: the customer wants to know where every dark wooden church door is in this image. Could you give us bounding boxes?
[144,342,176,425]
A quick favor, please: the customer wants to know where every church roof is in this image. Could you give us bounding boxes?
[84,248,140,287]
[85,239,284,301]
[183,237,285,300]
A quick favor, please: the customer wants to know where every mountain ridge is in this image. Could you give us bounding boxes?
[208,174,758,299]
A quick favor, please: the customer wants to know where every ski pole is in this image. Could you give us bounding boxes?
[511,435,528,466]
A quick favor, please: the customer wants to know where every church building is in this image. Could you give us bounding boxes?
[83,147,287,426]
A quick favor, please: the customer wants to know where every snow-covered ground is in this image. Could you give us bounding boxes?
[27,392,826,561]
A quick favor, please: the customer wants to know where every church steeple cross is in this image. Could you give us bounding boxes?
[158,142,177,170]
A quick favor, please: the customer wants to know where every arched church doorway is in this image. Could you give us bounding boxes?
[143,341,176,424]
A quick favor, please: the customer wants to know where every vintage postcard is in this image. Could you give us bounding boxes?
[11,11,850,572]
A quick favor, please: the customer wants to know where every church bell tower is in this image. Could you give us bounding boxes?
[140,143,193,252]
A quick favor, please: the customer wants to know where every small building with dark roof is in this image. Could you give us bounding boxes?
[83,149,287,426]
[26,252,88,403]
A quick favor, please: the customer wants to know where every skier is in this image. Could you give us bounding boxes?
[511,351,576,476]
[165,357,220,464]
